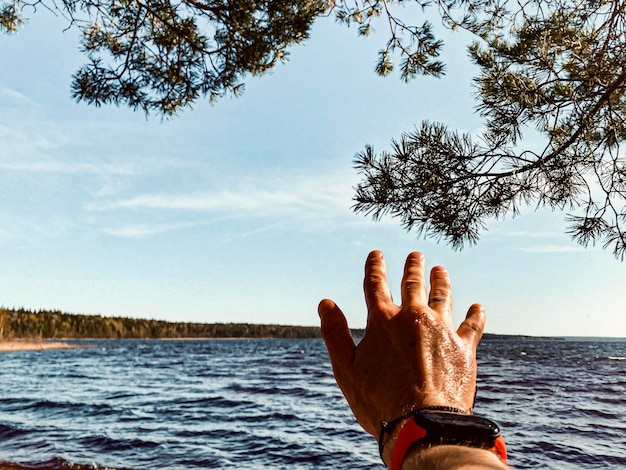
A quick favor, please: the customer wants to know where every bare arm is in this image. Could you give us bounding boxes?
[319,250,510,469]
[402,445,508,469]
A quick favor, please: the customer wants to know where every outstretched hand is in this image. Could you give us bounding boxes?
[319,251,485,462]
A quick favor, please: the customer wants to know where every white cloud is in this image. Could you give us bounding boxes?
[100,190,332,213]
[492,230,561,239]
[84,170,363,239]
[520,244,587,253]
[0,160,136,176]
[0,87,32,105]
[100,222,203,238]
[87,172,355,218]
[0,227,13,243]
[0,123,62,158]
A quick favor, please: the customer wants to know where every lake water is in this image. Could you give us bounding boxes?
[0,337,625,469]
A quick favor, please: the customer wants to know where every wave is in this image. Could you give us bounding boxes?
[1,338,624,469]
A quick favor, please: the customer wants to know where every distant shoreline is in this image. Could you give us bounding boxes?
[3,308,622,341]
[0,334,619,353]
[0,341,86,352]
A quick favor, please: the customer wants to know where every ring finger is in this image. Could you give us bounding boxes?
[428,266,453,318]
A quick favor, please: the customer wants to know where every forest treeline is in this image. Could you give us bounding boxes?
[0,307,351,340]
[0,307,538,341]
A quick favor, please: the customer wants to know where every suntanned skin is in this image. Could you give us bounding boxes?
[319,250,510,469]
[402,445,509,470]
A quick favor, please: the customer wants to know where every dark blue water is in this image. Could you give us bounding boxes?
[0,338,624,469]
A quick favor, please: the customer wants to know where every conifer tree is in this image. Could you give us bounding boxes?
[351,0,626,259]
[1,0,326,115]
[2,0,625,257]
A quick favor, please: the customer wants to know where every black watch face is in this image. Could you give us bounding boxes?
[417,411,500,442]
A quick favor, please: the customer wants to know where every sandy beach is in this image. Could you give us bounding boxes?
[0,341,83,352]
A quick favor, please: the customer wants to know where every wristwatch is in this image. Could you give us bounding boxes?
[387,409,507,470]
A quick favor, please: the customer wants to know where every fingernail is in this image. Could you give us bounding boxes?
[318,299,335,318]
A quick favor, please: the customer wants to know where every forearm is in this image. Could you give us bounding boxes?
[399,445,511,470]
[320,251,507,470]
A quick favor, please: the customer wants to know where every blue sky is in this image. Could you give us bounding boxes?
[1,9,624,337]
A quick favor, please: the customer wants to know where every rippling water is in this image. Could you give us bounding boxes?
[0,338,624,469]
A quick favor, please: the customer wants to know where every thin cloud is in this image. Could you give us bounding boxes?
[100,221,207,238]
[0,86,36,107]
[486,228,562,239]
[520,244,587,253]
[90,171,360,238]
[0,160,137,176]
[0,123,62,158]
[106,191,308,211]
[101,217,296,240]
[0,227,13,243]
[87,174,354,219]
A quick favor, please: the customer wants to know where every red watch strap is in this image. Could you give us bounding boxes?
[391,417,426,470]
[494,434,508,463]
[390,417,508,470]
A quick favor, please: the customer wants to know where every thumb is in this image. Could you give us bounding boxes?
[456,303,486,347]
[319,299,355,377]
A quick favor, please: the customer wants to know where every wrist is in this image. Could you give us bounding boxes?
[401,445,510,470]
[379,407,470,467]
[378,409,507,469]
[380,416,409,467]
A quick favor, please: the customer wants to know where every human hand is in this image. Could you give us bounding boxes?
[319,251,486,463]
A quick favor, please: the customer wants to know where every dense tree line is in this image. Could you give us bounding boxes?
[0,307,342,340]
[0,308,542,341]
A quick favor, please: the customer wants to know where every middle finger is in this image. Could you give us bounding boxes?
[401,252,428,309]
